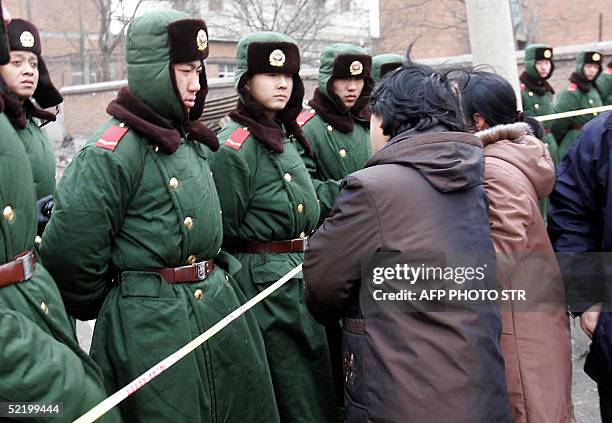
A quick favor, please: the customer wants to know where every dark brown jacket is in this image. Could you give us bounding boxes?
[305,127,511,422]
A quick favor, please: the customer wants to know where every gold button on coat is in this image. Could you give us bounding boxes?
[187,255,197,265]
[35,236,42,245]
[284,173,292,182]
[339,149,347,158]
[194,289,204,300]
[528,91,534,97]
[3,206,14,222]
[299,231,306,239]
[534,103,539,109]
[169,177,179,189]
[184,216,194,229]
[589,99,594,104]
[40,302,49,314]
[297,204,304,213]
[327,125,333,131]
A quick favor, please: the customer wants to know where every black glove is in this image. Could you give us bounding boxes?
[36,195,54,235]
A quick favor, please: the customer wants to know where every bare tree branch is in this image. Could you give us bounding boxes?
[91,0,146,81]
[205,0,333,65]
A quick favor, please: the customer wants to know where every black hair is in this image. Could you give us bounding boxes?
[523,115,544,139]
[460,70,518,129]
[369,59,467,138]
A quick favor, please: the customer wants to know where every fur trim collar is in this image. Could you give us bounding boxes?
[106,87,218,154]
[569,72,596,93]
[231,76,312,155]
[519,71,555,96]
[475,122,532,147]
[0,90,56,129]
[307,88,370,134]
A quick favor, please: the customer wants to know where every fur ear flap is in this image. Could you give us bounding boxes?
[30,104,57,123]
[187,120,219,151]
[33,58,62,108]
[0,91,27,129]
[188,67,208,122]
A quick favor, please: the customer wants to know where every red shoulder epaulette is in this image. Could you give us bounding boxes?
[568,83,578,92]
[225,127,250,150]
[520,83,526,91]
[606,67,612,75]
[296,109,316,127]
[96,124,128,151]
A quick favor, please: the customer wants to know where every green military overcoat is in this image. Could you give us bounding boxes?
[41,11,278,423]
[552,52,604,159]
[0,108,117,421]
[520,44,559,165]
[300,43,372,221]
[209,31,336,423]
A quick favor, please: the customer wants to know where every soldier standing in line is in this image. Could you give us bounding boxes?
[209,32,336,423]
[0,19,62,235]
[41,10,279,422]
[372,53,404,83]
[519,44,558,221]
[552,50,604,159]
[519,44,559,164]
[596,58,612,105]
[297,43,373,222]
[0,3,119,421]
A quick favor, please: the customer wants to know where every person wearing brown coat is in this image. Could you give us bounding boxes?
[462,71,574,423]
[304,62,510,422]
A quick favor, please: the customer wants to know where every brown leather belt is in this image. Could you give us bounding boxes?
[343,318,365,335]
[155,259,215,284]
[0,250,36,288]
[238,238,307,254]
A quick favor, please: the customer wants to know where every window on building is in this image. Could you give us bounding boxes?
[218,63,235,78]
[209,0,223,11]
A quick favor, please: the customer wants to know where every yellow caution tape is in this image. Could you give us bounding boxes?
[73,263,303,423]
[535,105,612,122]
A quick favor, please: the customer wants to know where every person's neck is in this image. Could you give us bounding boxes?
[264,109,277,120]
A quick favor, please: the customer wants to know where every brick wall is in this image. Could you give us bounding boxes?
[51,42,611,146]
[54,71,320,140]
[376,0,611,60]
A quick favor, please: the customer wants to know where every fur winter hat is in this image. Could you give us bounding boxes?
[5,19,62,108]
[126,10,210,124]
[372,53,404,82]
